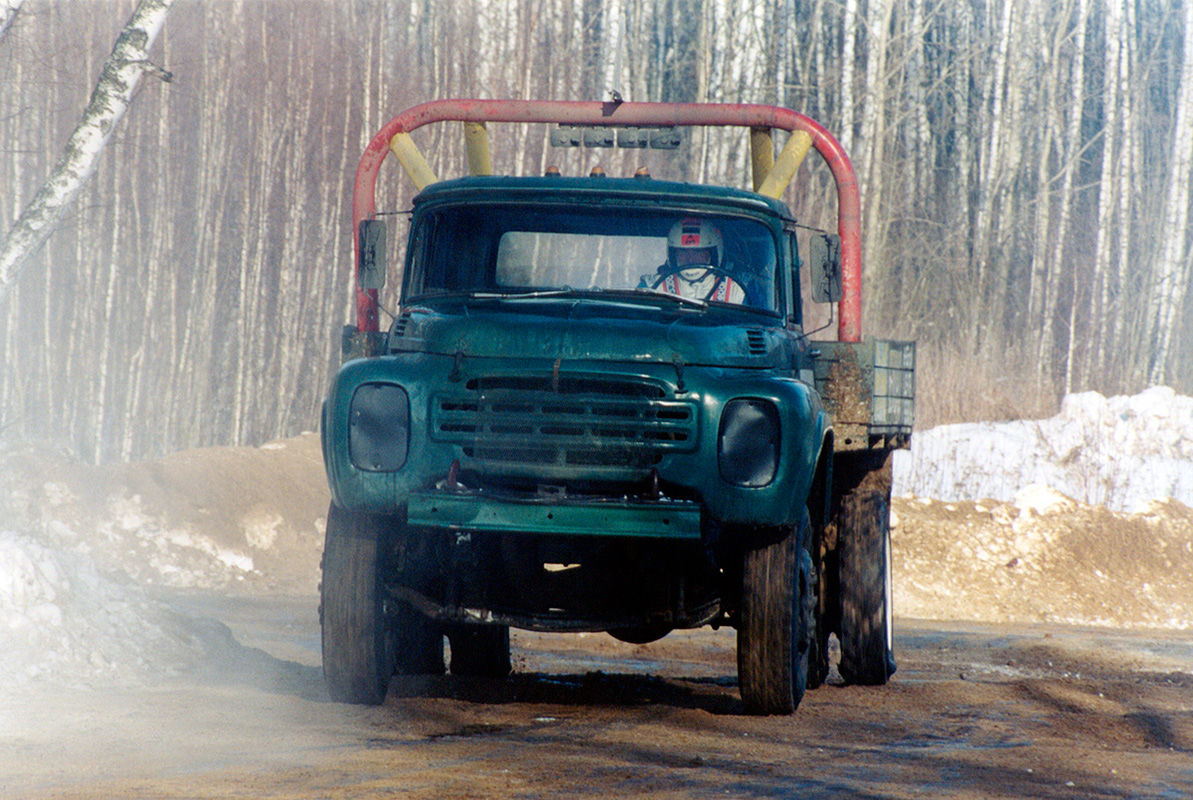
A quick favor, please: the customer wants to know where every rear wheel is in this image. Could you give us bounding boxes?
[737,515,813,715]
[448,624,511,678]
[320,503,395,705]
[838,488,896,685]
[394,602,446,677]
[805,544,828,691]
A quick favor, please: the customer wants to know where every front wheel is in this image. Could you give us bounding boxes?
[320,503,395,705]
[737,516,814,715]
[838,488,896,685]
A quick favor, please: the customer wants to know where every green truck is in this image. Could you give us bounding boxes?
[319,100,914,714]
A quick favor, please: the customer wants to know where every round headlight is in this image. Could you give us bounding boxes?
[718,399,779,487]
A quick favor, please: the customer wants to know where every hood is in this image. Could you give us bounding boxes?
[387,296,785,368]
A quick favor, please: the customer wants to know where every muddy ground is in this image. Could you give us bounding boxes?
[4,593,1192,799]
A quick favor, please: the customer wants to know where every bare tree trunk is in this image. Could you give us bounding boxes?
[1043,0,1089,393]
[170,0,237,449]
[970,0,1014,349]
[1,14,28,430]
[694,0,711,181]
[123,28,174,460]
[812,0,827,120]
[0,0,174,304]
[908,0,931,204]
[1090,0,1123,385]
[1110,0,1139,382]
[1147,0,1193,384]
[859,0,890,302]
[950,1,974,239]
[0,0,23,41]
[838,0,858,157]
[1028,2,1067,346]
[92,168,123,464]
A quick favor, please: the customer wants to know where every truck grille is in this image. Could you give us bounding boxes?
[431,376,697,473]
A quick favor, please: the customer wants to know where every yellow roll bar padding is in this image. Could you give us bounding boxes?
[750,127,775,192]
[757,130,813,199]
[389,132,438,190]
[464,121,493,176]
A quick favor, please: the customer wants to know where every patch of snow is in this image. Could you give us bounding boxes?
[1013,484,1076,516]
[0,529,201,689]
[894,387,1193,511]
[241,508,283,550]
[95,494,255,586]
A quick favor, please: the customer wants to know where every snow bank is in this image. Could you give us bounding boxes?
[0,529,203,688]
[0,435,327,692]
[893,387,1193,511]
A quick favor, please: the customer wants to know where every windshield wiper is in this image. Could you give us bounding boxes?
[459,286,709,311]
[600,288,708,310]
[465,287,582,301]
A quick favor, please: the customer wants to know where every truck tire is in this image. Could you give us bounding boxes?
[838,488,896,686]
[737,517,813,715]
[320,503,396,705]
[448,625,512,678]
[805,545,828,692]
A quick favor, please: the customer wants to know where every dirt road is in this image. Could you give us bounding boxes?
[4,592,1191,799]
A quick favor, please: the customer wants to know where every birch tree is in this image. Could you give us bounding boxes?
[1089,0,1124,381]
[1037,0,1090,390]
[1147,0,1193,384]
[0,0,22,41]
[970,0,1014,348]
[838,0,858,156]
[0,0,174,304]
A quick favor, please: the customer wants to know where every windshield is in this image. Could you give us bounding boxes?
[407,204,781,313]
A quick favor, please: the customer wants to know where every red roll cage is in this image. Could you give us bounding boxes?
[351,100,862,343]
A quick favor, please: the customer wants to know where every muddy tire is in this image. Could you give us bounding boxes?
[737,517,813,715]
[838,488,896,686]
[320,503,396,705]
[448,625,511,678]
[805,544,828,692]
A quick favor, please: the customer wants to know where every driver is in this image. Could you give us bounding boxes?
[649,218,747,304]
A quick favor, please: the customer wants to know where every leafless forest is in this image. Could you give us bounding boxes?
[1,0,1191,464]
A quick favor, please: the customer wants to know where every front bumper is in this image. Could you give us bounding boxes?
[408,489,702,539]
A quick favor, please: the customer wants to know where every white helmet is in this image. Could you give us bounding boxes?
[667,217,722,269]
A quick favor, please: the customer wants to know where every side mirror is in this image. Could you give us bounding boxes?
[357,219,387,290]
[808,233,842,304]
